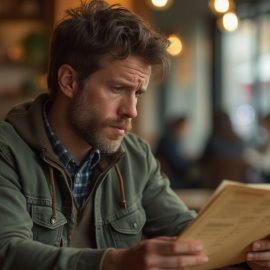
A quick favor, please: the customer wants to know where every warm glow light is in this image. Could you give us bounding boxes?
[166,34,183,56]
[222,12,238,31]
[214,0,230,13]
[7,45,24,62]
[147,0,172,10]
[151,0,169,8]
[209,0,235,15]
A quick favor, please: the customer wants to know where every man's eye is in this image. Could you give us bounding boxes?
[112,87,124,92]
[135,91,144,98]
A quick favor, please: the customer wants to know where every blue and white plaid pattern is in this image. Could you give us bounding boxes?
[43,102,100,208]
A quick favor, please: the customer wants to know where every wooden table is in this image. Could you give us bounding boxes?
[174,189,213,211]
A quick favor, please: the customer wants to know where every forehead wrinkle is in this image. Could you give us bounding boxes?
[113,66,149,91]
[126,65,150,84]
[129,73,149,91]
[125,64,151,77]
[103,55,151,90]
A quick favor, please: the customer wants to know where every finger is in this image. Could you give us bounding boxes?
[156,254,209,268]
[154,236,203,248]
[142,254,208,269]
[145,239,204,255]
[251,240,270,251]
[247,251,270,261]
[156,236,178,241]
[168,240,204,255]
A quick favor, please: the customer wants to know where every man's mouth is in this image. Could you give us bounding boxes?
[109,120,132,134]
[111,126,126,135]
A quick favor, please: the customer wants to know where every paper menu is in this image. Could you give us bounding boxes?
[178,180,270,270]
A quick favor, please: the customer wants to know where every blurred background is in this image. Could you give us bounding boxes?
[1,0,270,200]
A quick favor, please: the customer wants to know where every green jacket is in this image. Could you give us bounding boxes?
[0,94,196,270]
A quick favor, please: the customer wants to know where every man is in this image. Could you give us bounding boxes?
[0,1,269,269]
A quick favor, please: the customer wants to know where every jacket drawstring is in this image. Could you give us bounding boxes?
[48,166,57,225]
[48,163,126,219]
[44,148,126,219]
[115,164,127,209]
[40,148,57,225]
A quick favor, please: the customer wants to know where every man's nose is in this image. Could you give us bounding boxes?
[118,95,138,119]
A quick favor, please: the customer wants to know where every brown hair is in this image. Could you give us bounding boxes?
[47,0,170,97]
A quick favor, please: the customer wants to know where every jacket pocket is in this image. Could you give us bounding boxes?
[109,207,146,248]
[31,205,67,247]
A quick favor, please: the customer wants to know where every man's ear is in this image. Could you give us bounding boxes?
[57,64,79,98]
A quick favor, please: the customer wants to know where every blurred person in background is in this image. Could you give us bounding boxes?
[155,116,200,189]
[199,111,249,188]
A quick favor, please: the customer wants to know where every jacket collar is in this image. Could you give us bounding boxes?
[5,93,125,164]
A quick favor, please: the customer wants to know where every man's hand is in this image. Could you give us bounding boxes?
[102,236,208,270]
[247,236,270,269]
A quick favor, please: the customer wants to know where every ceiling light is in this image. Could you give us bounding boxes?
[146,0,173,10]
[166,34,183,56]
[209,0,235,15]
[222,12,239,32]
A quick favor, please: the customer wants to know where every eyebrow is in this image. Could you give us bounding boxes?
[107,78,147,92]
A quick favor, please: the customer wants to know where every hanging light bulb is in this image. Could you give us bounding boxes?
[166,34,183,56]
[222,11,239,31]
[214,0,230,13]
[146,0,173,10]
[209,0,235,15]
[152,0,169,8]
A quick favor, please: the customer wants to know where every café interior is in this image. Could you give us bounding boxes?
[0,0,270,209]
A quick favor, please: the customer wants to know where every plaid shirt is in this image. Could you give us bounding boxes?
[43,102,100,208]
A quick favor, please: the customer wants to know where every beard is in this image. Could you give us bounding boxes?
[69,90,132,154]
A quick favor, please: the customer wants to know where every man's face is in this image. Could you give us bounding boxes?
[69,54,151,153]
